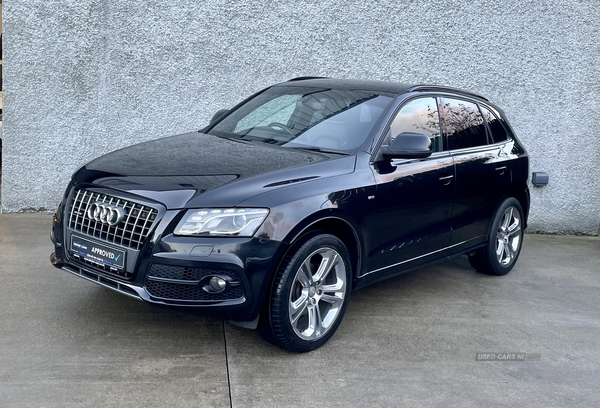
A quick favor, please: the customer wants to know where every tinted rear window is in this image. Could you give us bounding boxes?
[441,98,488,150]
[481,105,509,143]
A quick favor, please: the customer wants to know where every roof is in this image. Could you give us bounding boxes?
[280,77,488,101]
[279,77,413,96]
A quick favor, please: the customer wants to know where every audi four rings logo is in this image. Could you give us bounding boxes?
[87,202,125,226]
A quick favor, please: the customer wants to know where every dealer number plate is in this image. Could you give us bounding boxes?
[70,235,126,272]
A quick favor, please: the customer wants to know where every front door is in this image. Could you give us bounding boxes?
[364,97,454,277]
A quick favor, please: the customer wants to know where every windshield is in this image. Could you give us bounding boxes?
[208,85,393,153]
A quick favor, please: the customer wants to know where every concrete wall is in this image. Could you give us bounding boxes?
[2,0,599,234]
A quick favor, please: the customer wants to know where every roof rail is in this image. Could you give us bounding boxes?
[407,85,489,101]
[287,76,328,82]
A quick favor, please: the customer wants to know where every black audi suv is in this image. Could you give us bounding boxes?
[51,77,529,352]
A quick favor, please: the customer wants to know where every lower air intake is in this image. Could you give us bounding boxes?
[145,264,244,302]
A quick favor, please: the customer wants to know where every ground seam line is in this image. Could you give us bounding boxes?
[223,321,233,408]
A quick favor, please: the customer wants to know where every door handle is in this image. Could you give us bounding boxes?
[439,175,454,185]
[495,166,507,175]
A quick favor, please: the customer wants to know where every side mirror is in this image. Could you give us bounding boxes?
[381,132,432,159]
[210,109,230,125]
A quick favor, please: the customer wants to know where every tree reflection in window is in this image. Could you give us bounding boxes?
[441,99,488,149]
[389,97,442,152]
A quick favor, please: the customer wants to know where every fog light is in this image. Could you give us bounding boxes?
[202,276,228,293]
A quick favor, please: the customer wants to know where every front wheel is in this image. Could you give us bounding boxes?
[468,197,525,276]
[261,233,352,352]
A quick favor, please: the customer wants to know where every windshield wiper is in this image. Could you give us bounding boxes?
[290,146,351,156]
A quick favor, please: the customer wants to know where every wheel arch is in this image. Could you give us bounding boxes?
[283,213,364,288]
[506,185,530,229]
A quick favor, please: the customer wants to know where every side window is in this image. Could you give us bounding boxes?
[389,97,442,152]
[441,98,488,150]
[480,105,509,143]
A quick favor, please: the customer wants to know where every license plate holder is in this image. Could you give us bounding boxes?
[70,235,126,272]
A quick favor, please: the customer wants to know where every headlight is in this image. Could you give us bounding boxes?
[174,208,269,237]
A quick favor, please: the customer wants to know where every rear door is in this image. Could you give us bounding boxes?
[440,97,512,251]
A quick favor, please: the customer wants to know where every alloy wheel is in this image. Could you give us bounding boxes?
[495,206,522,266]
[288,247,347,341]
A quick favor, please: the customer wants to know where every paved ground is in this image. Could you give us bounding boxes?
[0,213,599,408]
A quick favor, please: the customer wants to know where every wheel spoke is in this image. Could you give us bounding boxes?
[304,303,323,339]
[290,295,309,324]
[320,293,344,308]
[313,304,324,338]
[501,208,513,230]
[507,214,521,237]
[510,235,521,251]
[312,250,339,283]
[504,240,515,261]
[507,225,521,237]
[496,240,505,262]
[296,260,312,288]
[321,281,344,292]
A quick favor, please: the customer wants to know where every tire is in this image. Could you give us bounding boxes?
[260,233,352,352]
[468,197,525,276]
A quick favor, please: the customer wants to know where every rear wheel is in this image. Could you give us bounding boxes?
[468,197,524,276]
[260,233,351,352]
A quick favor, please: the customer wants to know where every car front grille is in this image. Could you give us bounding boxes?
[145,264,244,302]
[67,189,158,250]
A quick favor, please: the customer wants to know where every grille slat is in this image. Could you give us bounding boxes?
[69,190,81,228]
[84,191,95,236]
[120,202,135,247]
[130,208,144,249]
[67,189,158,251]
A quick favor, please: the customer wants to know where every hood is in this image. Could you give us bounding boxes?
[73,132,355,208]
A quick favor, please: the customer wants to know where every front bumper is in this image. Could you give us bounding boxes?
[50,189,285,322]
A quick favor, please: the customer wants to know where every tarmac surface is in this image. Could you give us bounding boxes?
[0,213,599,407]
